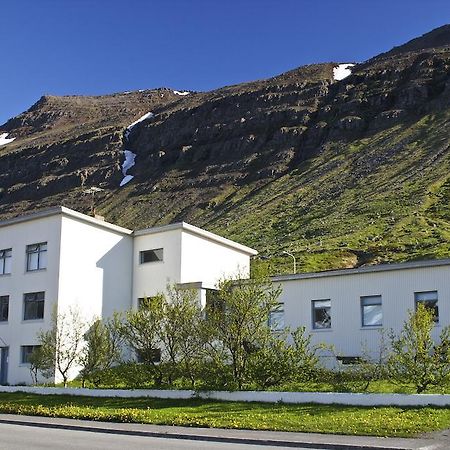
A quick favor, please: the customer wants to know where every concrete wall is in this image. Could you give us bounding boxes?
[180,230,251,287]
[277,264,450,361]
[1,386,450,406]
[0,215,62,385]
[56,215,133,382]
[132,229,182,306]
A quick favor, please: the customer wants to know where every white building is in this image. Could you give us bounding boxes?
[272,260,450,365]
[1,206,449,384]
[0,206,256,385]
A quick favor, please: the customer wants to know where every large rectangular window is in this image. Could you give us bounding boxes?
[0,296,9,322]
[0,249,12,275]
[312,299,331,329]
[268,303,285,331]
[415,291,439,323]
[139,248,163,264]
[361,295,382,327]
[26,242,47,271]
[23,292,45,320]
[20,345,41,364]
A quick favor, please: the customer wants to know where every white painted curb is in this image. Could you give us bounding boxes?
[1,386,450,406]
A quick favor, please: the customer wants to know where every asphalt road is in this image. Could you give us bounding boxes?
[0,423,322,450]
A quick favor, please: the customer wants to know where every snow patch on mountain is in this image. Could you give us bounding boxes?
[124,112,154,140]
[173,90,190,96]
[119,175,134,187]
[0,132,16,146]
[122,150,136,176]
[333,64,355,81]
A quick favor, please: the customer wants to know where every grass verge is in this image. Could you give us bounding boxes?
[0,392,449,437]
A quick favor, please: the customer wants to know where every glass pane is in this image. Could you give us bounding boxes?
[363,304,382,326]
[38,250,47,269]
[314,307,331,328]
[27,253,39,271]
[361,295,381,306]
[415,291,438,301]
[314,300,331,309]
[269,311,285,331]
[3,256,11,274]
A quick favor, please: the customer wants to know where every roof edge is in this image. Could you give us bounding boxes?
[0,206,133,235]
[135,222,258,256]
[272,258,450,282]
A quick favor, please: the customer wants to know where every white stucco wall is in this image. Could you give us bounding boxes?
[180,230,252,287]
[277,264,450,361]
[132,229,182,306]
[0,215,62,385]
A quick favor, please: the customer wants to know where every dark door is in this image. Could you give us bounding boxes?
[0,347,9,384]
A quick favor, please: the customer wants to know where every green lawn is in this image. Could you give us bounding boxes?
[0,392,449,437]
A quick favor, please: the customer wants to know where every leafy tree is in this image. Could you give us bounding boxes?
[158,285,206,387]
[249,326,320,389]
[33,306,87,387]
[78,313,124,387]
[388,303,450,393]
[118,295,165,385]
[206,270,282,389]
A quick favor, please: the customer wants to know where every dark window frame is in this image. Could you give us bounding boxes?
[23,291,45,321]
[20,345,41,364]
[26,242,47,271]
[360,295,383,327]
[139,248,164,264]
[312,299,331,329]
[415,290,439,323]
[0,248,12,275]
[0,295,9,322]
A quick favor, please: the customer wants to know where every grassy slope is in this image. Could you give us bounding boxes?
[0,392,449,437]
[195,111,450,274]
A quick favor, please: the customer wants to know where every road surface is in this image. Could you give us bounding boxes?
[0,422,322,449]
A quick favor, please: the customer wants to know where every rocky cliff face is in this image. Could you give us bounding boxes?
[1,25,450,273]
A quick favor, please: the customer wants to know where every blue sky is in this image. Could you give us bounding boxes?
[1,0,449,124]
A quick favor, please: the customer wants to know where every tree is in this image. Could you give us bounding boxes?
[388,303,450,393]
[206,270,282,389]
[78,313,124,387]
[33,306,87,387]
[119,295,165,385]
[248,326,320,389]
[158,285,206,387]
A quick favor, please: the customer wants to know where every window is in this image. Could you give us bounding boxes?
[138,296,158,309]
[20,345,41,364]
[0,249,12,275]
[361,295,382,327]
[139,248,163,264]
[26,242,47,271]
[268,303,285,331]
[23,292,45,320]
[312,299,331,329]
[415,291,439,323]
[0,296,9,322]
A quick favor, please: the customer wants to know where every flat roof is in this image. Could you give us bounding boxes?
[272,258,450,282]
[0,207,258,255]
[134,222,258,256]
[0,206,133,235]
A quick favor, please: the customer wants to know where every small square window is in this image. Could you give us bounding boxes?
[26,242,47,271]
[23,292,45,320]
[415,291,439,323]
[312,299,331,329]
[361,295,382,327]
[0,296,9,322]
[0,249,12,275]
[268,303,285,331]
[139,248,163,264]
[21,345,41,364]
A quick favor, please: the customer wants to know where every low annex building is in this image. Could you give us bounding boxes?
[0,207,257,385]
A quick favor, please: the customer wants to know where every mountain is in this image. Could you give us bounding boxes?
[1,25,450,274]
